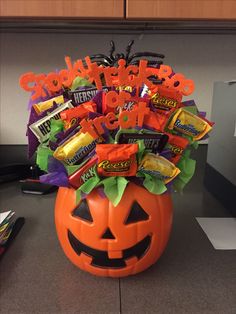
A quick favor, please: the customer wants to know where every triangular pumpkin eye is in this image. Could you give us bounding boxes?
[125,201,149,225]
[72,200,93,222]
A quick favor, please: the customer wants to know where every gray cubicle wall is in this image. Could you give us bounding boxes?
[205,82,236,216]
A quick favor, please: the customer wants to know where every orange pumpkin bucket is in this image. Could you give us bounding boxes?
[55,183,173,277]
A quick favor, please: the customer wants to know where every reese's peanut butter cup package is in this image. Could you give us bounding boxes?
[149,86,182,115]
[96,143,138,177]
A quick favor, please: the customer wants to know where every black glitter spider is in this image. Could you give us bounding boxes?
[88,40,165,85]
[89,40,165,68]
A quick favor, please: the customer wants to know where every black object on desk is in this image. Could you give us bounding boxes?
[21,179,57,195]
[0,217,25,259]
[20,165,58,195]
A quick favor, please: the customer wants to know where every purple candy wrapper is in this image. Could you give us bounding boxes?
[48,141,58,151]
[181,100,196,107]
[40,157,69,187]
[92,90,103,114]
[159,149,173,160]
[199,111,207,118]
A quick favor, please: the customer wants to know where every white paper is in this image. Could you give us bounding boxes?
[0,211,12,225]
[196,217,236,250]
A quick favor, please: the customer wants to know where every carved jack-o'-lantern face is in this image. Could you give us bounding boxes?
[55,183,172,277]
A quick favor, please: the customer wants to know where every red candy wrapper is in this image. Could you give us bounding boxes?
[69,156,98,189]
[166,133,189,164]
[96,144,138,177]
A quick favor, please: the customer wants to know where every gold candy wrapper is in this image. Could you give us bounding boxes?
[53,131,95,160]
[33,95,64,114]
[139,153,180,183]
[167,108,212,141]
[29,101,73,143]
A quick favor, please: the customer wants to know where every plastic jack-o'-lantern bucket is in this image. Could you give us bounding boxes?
[55,182,173,277]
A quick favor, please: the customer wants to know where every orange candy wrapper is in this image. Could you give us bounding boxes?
[96,144,138,177]
[144,111,168,133]
[60,101,96,129]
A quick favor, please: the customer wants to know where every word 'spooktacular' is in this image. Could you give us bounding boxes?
[19,57,195,100]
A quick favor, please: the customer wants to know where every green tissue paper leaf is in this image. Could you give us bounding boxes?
[79,173,101,195]
[76,189,81,205]
[101,176,128,207]
[192,141,199,149]
[137,140,146,163]
[71,76,93,91]
[49,119,64,142]
[183,106,198,115]
[36,145,53,172]
[173,153,196,192]
[137,172,167,195]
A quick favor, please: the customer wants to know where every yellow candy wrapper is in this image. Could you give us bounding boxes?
[53,131,95,160]
[167,108,212,141]
[33,95,64,114]
[139,153,180,183]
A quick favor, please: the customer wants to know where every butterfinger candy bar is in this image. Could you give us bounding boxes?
[166,133,189,164]
[53,131,95,160]
[33,95,64,114]
[68,86,109,105]
[60,101,96,129]
[65,136,104,166]
[69,156,98,189]
[96,144,138,177]
[29,101,73,143]
[118,132,169,153]
[167,108,212,141]
[139,153,180,183]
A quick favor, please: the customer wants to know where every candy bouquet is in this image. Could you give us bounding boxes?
[19,42,214,277]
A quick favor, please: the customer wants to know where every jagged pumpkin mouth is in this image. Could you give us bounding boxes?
[68,230,151,268]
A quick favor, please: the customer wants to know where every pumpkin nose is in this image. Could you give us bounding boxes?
[101,228,116,239]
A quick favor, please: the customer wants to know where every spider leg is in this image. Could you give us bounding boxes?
[128,52,165,64]
[129,60,163,66]
[125,40,134,62]
[83,58,110,67]
[109,40,115,61]
[89,54,113,65]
